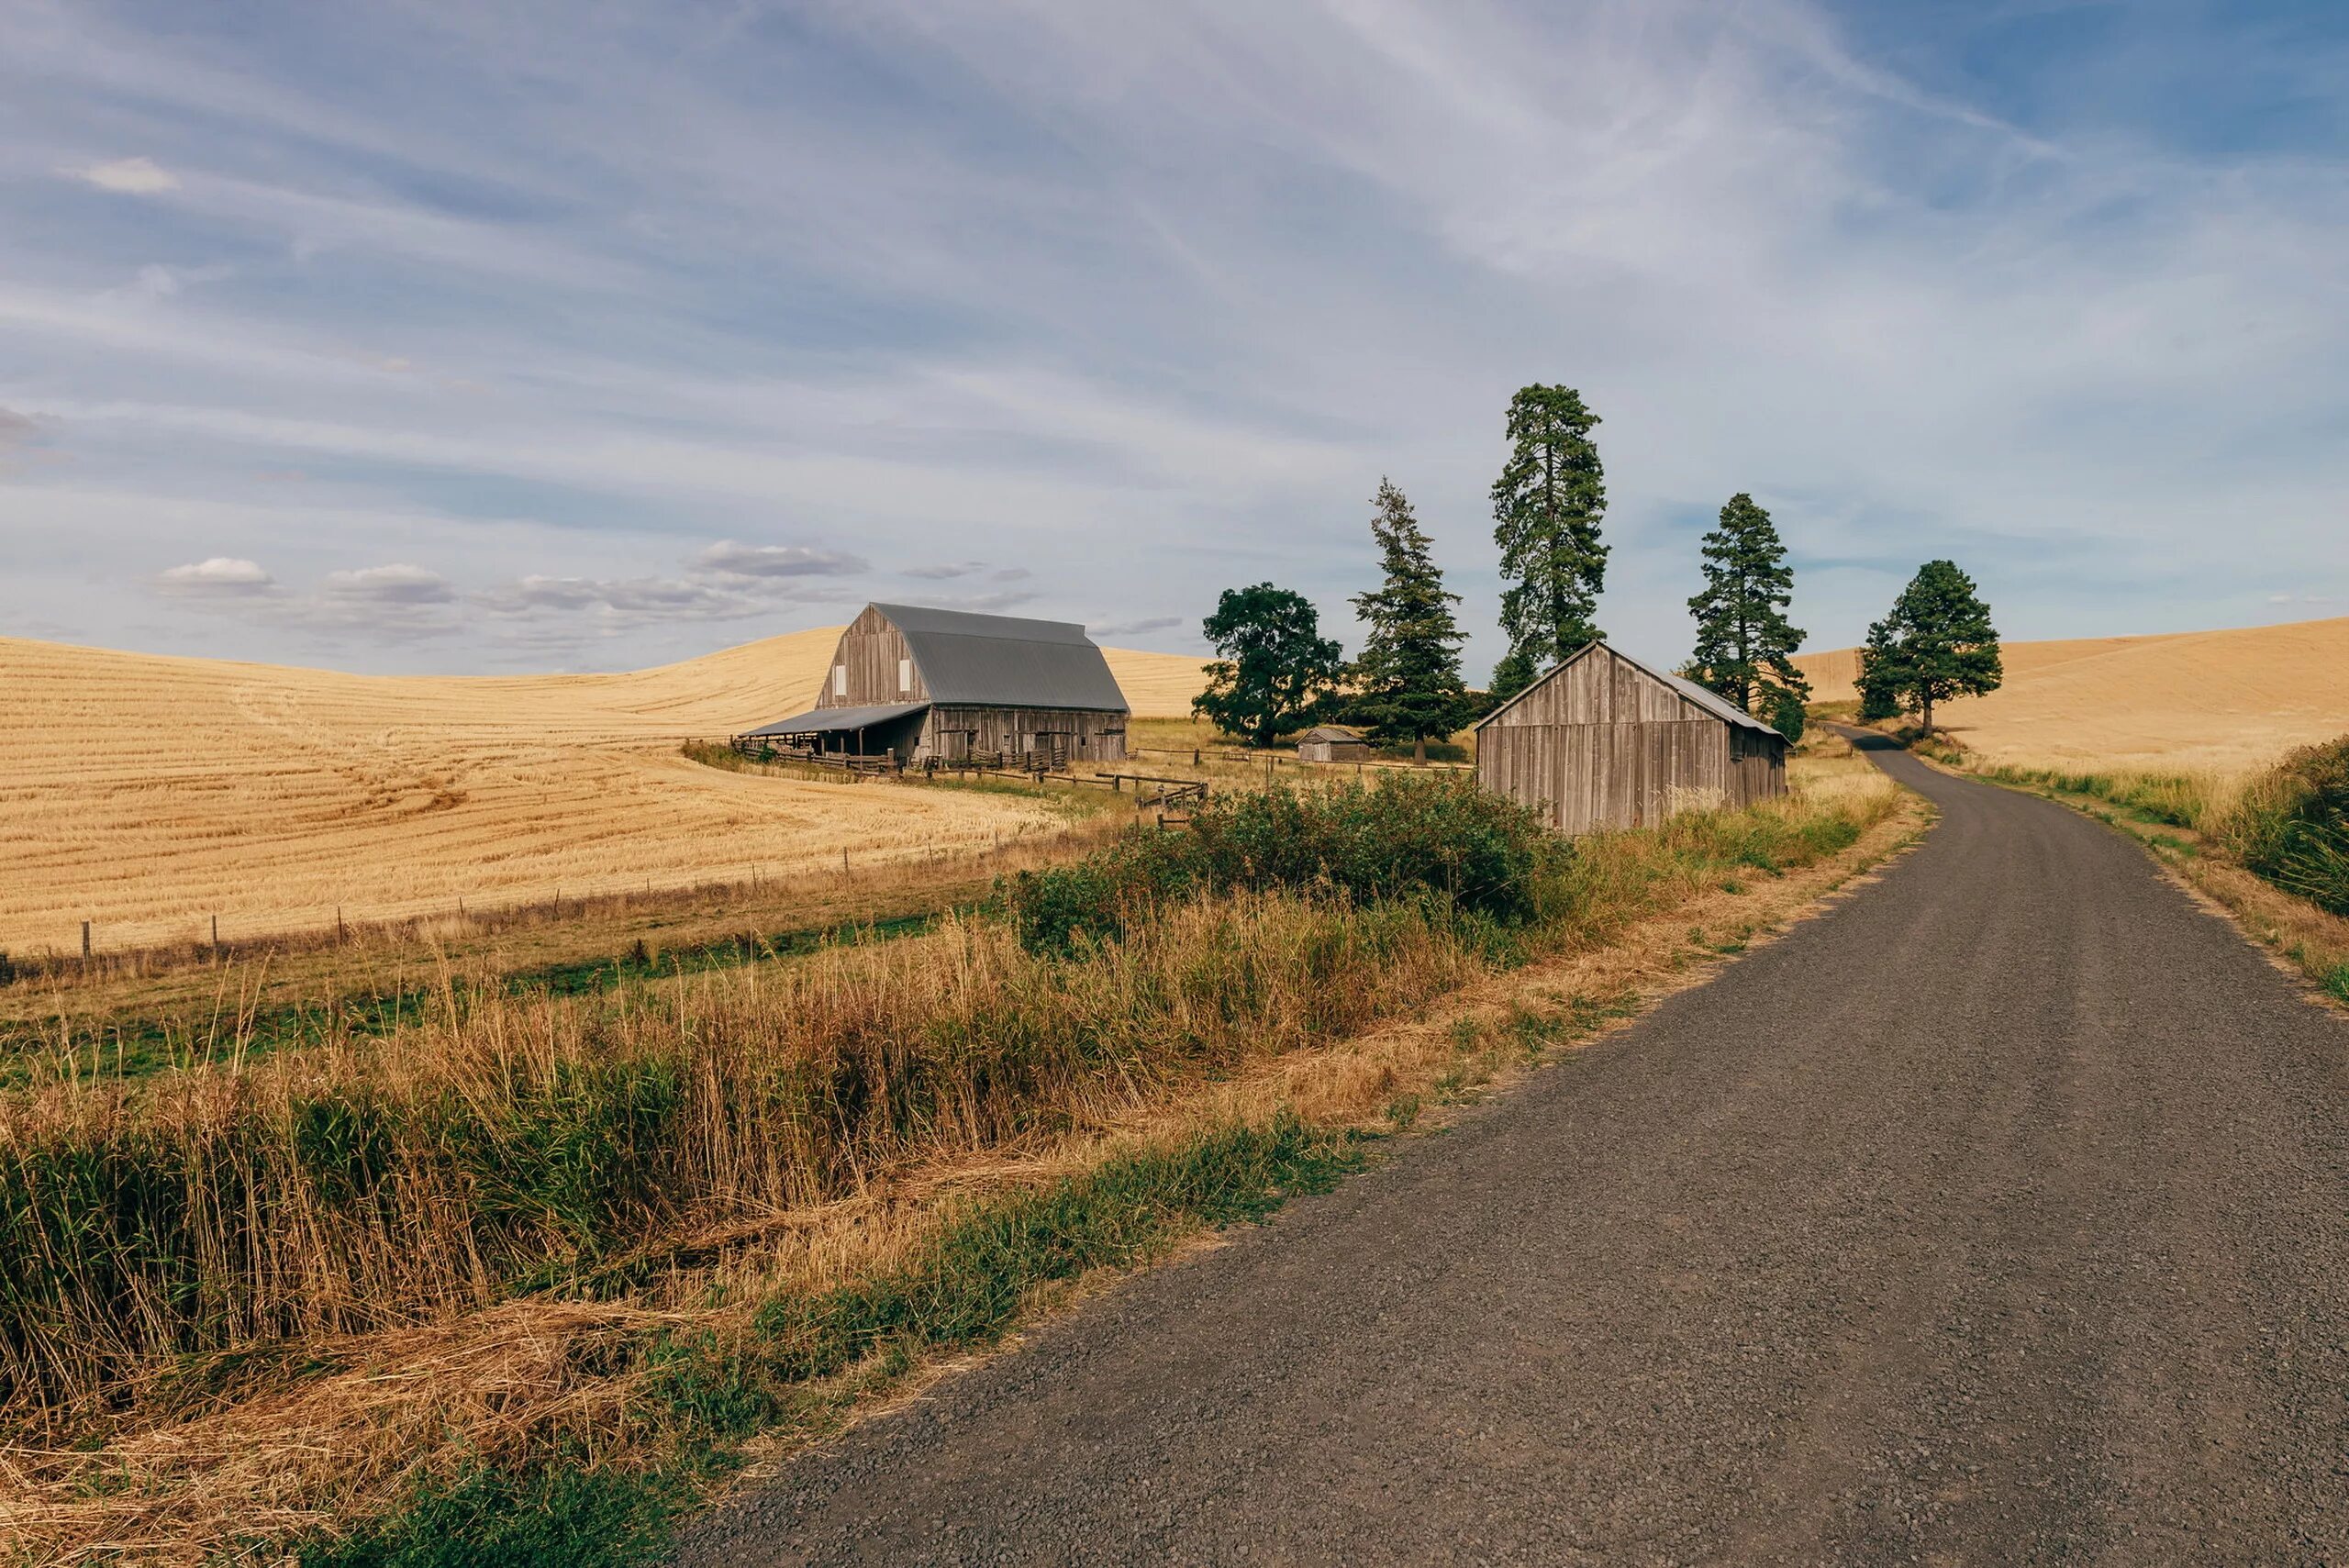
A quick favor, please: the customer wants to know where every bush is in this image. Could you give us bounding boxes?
[1005,773,1565,954]
[2222,738,2349,917]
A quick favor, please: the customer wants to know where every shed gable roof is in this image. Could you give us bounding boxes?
[1474,641,1786,742]
[872,602,1130,712]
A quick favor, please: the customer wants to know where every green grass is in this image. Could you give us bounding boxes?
[291,1118,1366,1568]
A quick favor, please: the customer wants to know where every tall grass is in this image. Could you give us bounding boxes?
[2218,738,2349,917]
[0,774,1895,1425]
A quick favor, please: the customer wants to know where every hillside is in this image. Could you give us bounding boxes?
[1794,616,2349,773]
[0,629,1209,955]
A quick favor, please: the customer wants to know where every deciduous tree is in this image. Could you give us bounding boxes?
[1192,583,1342,749]
[1491,384,1606,699]
[1352,478,1471,764]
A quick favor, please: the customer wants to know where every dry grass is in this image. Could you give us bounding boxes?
[0,760,1909,1566]
[1795,613,2349,774]
[0,630,1208,957]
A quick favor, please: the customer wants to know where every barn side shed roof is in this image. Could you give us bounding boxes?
[1475,641,1787,742]
[874,603,1130,712]
[742,701,929,738]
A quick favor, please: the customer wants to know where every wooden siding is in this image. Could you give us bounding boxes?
[1298,737,1376,763]
[919,706,1126,765]
[819,605,928,708]
[1475,645,1786,834]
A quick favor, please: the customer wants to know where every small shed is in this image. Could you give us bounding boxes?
[738,603,1130,768]
[1475,642,1787,834]
[1297,725,1376,764]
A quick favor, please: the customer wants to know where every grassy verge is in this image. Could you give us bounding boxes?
[8,762,1913,1564]
[293,1118,1366,1568]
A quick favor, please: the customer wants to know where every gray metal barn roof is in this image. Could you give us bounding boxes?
[874,603,1130,712]
[1299,725,1369,743]
[742,701,929,739]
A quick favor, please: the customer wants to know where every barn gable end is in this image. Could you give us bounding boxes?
[743,603,1130,767]
[1475,642,1787,835]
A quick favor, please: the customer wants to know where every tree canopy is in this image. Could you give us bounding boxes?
[1351,478,1472,762]
[1192,583,1343,749]
[1856,560,2003,737]
[1490,384,1606,702]
[1687,493,1808,716]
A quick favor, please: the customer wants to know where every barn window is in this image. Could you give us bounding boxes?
[898,658,912,694]
[832,663,846,696]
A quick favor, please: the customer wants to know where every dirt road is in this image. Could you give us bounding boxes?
[674,739,2349,1565]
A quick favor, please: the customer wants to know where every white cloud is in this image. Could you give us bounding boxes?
[317,562,456,605]
[904,562,987,580]
[154,556,275,595]
[70,156,179,195]
[695,540,870,578]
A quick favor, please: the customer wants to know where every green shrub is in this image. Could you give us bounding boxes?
[2221,738,2349,916]
[1004,773,1566,954]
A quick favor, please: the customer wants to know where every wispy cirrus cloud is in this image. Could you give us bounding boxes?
[8,0,2348,677]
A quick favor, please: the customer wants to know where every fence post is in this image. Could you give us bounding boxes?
[337,906,346,945]
[82,919,92,961]
[211,914,219,956]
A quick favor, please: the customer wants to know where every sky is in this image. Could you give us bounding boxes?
[3,0,2345,680]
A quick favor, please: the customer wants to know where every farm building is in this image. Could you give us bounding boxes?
[1475,642,1787,834]
[738,603,1130,768]
[1296,725,1376,763]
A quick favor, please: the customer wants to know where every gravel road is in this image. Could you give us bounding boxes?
[673,738,2349,1566]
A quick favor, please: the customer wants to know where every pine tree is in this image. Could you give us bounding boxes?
[1192,584,1343,749]
[1857,560,2003,737]
[1687,493,1808,715]
[1491,384,1606,693]
[1854,617,1904,722]
[1351,478,1470,764]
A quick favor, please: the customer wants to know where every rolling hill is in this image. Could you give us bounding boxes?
[1794,615,2349,773]
[0,628,1210,955]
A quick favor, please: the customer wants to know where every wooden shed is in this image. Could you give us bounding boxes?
[1297,725,1376,763]
[1475,642,1787,834]
[737,603,1129,768]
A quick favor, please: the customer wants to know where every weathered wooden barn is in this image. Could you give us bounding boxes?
[1475,642,1787,834]
[1296,725,1376,763]
[739,603,1130,767]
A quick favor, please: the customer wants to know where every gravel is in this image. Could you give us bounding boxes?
[672,739,2349,1566]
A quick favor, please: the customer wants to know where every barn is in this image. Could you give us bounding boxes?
[1475,641,1787,834]
[1296,725,1376,763]
[738,603,1130,768]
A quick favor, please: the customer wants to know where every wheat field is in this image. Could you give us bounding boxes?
[0,628,1211,956]
[1795,615,2349,773]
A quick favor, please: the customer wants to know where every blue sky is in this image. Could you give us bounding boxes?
[3,0,2344,678]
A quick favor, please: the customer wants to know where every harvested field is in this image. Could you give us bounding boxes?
[0,630,1208,956]
[1796,614,2349,773]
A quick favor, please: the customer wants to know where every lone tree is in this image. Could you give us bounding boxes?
[1491,384,1607,702]
[1687,492,1809,717]
[1352,477,1471,764]
[1193,583,1343,749]
[1856,560,2003,738]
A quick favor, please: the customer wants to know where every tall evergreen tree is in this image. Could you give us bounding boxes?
[1854,618,1904,722]
[1855,560,2003,737]
[1193,583,1343,749]
[1490,384,1607,701]
[1687,493,1808,715]
[1351,477,1471,763]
